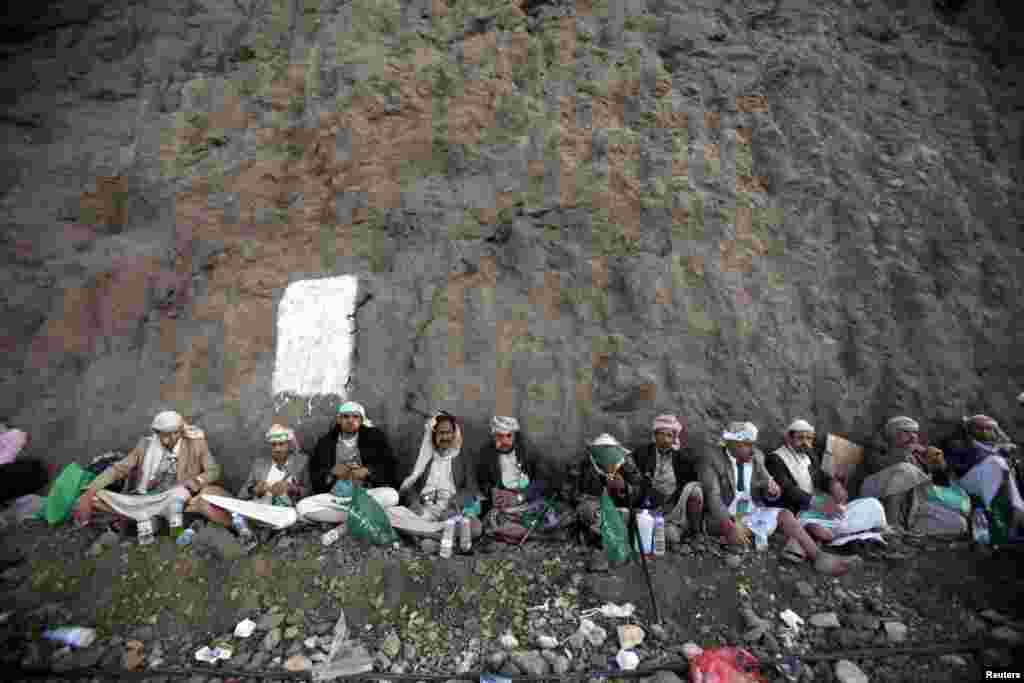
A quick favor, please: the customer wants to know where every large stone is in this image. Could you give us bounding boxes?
[883,622,907,644]
[990,627,1022,647]
[285,654,312,672]
[195,526,244,561]
[810,613,841,629]
[263,628,282,652]
[834,660,868,683]
[512,650,550,677]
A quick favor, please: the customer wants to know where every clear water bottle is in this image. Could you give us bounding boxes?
[972,509,990,545]
[42,627,97,648]
[322,521,347,547]
[440,518,456,559]
[170,499,185,538]
[458,515,472,553]
[653,512,666,556]
[137,518,156,546]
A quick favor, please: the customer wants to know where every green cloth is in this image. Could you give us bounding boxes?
[599,491,634,563]
[39,464,96,526]
[347,486,399,546]
[927,484,971,516]
[590,445,627,470]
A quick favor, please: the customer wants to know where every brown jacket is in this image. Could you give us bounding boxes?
[87,426,222,494]
[697,445,774,530]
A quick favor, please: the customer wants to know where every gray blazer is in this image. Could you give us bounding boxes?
[697,446,774,531]
[237,452,312,501]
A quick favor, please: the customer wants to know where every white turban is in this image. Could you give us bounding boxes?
[151,411,184,433]
[491,416,520,434]
[337,401,373,427]
[722,421,758,443]
[787,419,815,434]
[885,416,919,441]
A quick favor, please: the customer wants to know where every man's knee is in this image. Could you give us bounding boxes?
[686,495,704,513]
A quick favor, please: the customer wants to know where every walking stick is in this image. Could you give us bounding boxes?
[517,496,554,549]
[625,480,661,624]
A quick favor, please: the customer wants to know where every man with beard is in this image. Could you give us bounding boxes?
[75,411,232,545]
[859,416,961,536]
[766,419,886,561]
[699,421,863,576]
[629,414,704,548]
[474,415,575,545]
[300,401,400,524]
[939,414,1023,539]
[387,411,482,551]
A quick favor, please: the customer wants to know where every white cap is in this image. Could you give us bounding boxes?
[787,419,814,433]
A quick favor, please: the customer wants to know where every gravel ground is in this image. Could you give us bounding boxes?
[0,516,1022,683]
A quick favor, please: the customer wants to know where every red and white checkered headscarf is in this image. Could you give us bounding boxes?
[652,414,687,449]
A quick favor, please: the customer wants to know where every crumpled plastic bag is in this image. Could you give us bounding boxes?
[688,647,767,683]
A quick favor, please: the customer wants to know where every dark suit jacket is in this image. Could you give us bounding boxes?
[630,442,700,508]
[764,440,834,514]
[237,452,312,501]
[399,450,479,513]
[576,452,644,508]
[310,425,398,495]
[473,441,551,514]
[697,446,774,530]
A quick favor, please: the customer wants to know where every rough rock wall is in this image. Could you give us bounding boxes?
[0,0,1021,490]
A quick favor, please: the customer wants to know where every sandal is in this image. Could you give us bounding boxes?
[780,538,806,564]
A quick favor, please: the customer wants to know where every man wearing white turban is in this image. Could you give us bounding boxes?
[766,419,886,559]
[473,416,575,545]
[300,401,400,527]
[699,421,863,576]
[75,411,231,545]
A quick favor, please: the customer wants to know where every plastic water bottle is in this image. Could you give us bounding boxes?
[176,527,196,547]
[635,510,655,556]
[170,499,185,537]
[653,512,666,556]
[42,627,97,648]
[972,509,990,545]
[137,518,156,546]
[458,515,472,553]
[440,518,456,559]
[322,521,347,547]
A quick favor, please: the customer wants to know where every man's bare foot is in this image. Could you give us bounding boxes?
[814,551,863,576]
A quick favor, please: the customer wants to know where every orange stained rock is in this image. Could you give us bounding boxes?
[736,205,753,238]
[464,383,483,403]
[736,95,770,113]
[591,257,609,289]
[737,175,769,193]
[655,287,672,304]
[528,272,562,321]
[705,111,721,130]
[736,126,754,145]
[704,143,720,161]
[495,365,515,416]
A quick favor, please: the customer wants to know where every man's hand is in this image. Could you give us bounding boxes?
[493,488,517,509]
[925,447,945,469]
[76,489,97,523]
[253,481,268,498]
[822,498,845,519]
[830,480,848,505]
[269,481,288,497]
[766,479,781,499]
[331,463,353,480]
[349,466,370,482]
[607,476,626,495]
[184,478,201,495]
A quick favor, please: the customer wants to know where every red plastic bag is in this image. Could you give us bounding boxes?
[689,647,767,683]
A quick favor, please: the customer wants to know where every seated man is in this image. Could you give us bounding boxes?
[75,411,231,545]
[574,433,644,545]
[389,411,481,550]
[300,401,400,524]
[475,415,575,544]
[765,419,886,558]
[940,414,1023,537]
[630,414,704,547]
[859,416,959,536]
[699,421,861,576]
[0,418,48,506]
[205,424,312,551]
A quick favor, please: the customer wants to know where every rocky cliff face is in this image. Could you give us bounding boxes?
[1,0,1021,488]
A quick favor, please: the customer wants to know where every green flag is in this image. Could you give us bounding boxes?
[347,486,399,546]
[599,491,634,563]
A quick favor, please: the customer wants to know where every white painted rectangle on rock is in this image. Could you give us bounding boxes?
[272,276,357,397]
